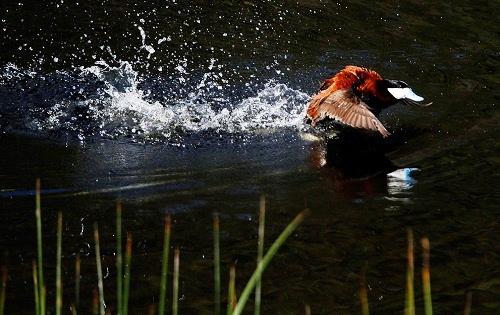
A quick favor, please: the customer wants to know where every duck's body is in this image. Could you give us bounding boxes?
[306,65,430,137]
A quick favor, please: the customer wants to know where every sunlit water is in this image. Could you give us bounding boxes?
[1,0,499,314]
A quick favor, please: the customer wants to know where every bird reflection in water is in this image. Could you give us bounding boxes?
[308,129,419,200]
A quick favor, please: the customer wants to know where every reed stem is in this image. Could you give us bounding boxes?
[32,261,40,315]
[56,212,63,315]
[227,265,236,315]
[41,286,46,315]
[421,237,433,315]
[0,266,6,315]
[463,291,472,315]
[405,228,415,315]
[123,233,132,315]
[213,214,221,315]
[158,216,171,315]
[35,178,45,315]
[94,223,105,315]
[92,288,98,315]
[172,248,180,315]
[148,304,156,315]
[232,209,309,315]
[360,272,369,315]
[116,202,123,315]
[75,254,80,312]
[254,196,265,315]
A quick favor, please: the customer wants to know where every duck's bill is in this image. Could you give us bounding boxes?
[387,87,423,101]
[387,87,432,107]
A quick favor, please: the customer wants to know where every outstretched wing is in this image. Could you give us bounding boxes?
[306,89,390,137]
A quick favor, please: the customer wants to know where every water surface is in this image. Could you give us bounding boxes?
[1,0,499,314]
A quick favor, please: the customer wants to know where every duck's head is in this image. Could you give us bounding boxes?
[380,79,432,107]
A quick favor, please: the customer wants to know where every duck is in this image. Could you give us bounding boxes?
[306,65,431,137]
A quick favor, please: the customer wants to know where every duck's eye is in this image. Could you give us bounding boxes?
[381,79,405,89]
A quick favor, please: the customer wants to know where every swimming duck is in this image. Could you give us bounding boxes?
[306,65,431,137]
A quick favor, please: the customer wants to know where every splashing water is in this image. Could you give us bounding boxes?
[138,25,156,60]
[0,60,310,144]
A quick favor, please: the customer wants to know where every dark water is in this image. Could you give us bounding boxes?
[1,0,499,314]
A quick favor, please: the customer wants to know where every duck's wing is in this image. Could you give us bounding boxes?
[306,89,390,137]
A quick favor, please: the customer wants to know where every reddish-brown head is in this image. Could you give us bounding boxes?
[319,66,427,109]
[337,66,396,108]
[319,65,377,91]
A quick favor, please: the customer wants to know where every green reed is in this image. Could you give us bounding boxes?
[227,265,237,315]
[32,261,40,315]
[360,271,369,315]
[0,266,7,315]
[116,202,123,315]
[41,283,46,313]
[172,248,180,315]
[405,228,415,315]
[232,209,309,315]
[75,254,80,313]
[254,196,266,315]
[421,237,433,315]
[463,291,472,315]
[213,214,221,315]
[93,223,105,315]
[159,216,171,315]
[25,182,311,314]
[92,288,98,315]
[305,304,311,315]
[35,178,46,315]
[123,233,132,315]
[56,212,63,315]
[19,182,447,314]
[147,304,156,315]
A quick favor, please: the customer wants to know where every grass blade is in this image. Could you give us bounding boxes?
[360,271,369,315]
[405,228,415,315]
[148,304,156,315]
[158,216,171,315]
[227,265,237,315]
[254,196,265,315]
[172,248,180,315]
[213,214,221,315]
[41,286,46,315]
[232,209,309,315]
[421,237,433,315]
[463,291,472,315]
[75,254,81,312]
[0,265,7,315]
[56,212,63,315]
[32,261,40,315]
[35,178,45,315]
[122,233,132,315]
[305,304,311,315]
[116,202,123,315]
[92,288,98,315]
[94,223,105,315]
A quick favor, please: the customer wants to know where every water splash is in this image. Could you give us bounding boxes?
[138,25,156,60]
[0,60,310,144]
